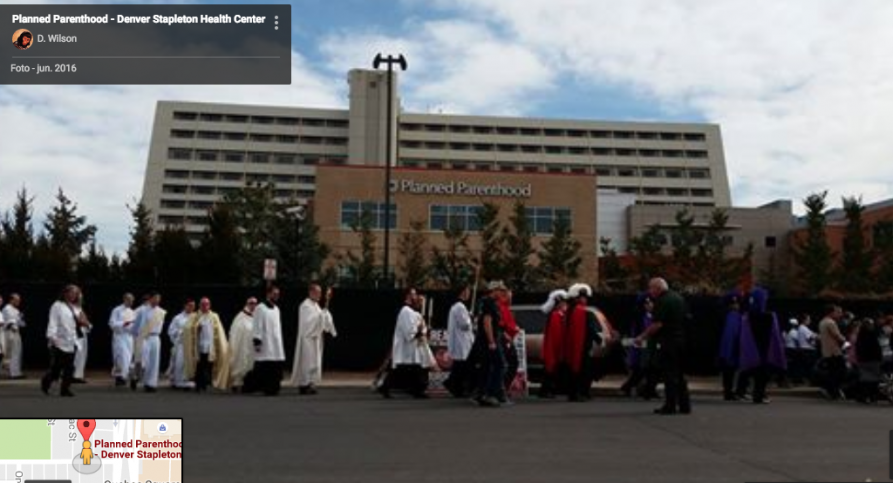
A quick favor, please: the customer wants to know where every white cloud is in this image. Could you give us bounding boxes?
[319,18,556,115]
[417,0,893,211]
[0,52,343,254]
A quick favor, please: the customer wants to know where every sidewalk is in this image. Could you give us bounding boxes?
[0,370,823,398]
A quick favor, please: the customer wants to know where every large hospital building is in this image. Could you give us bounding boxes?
[141,69,788,283]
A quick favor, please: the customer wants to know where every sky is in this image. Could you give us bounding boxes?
[2,0,892,255]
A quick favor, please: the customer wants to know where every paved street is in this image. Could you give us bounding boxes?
[1,377,891,483]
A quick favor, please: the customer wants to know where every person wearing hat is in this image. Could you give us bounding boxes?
[565,283,599,402]
[473,281,509,407]
[539,289,568,398]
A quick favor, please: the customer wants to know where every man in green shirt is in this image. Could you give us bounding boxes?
[636,277,691,415]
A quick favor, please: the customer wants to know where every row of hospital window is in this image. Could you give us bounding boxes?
[160,185,315,199]
[167,148,346,166]
[340,202,572,235]
[614,187,714,198]
[163,170,316,184]
[399,160,711,179]
[170,130,349,146]
[166,148,710,180]
[172,111,349,128]
[400,124,708,142]
[399,141,709,159]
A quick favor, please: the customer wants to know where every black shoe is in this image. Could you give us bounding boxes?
[679,407,692,414]
[72,378,87,384]
[654,407,677,415]
[41,379,50,395]
[61,390,75,397]
[378,387,392,399]
[145,386,157,393]
[130,379,138,391]
[11,375,26,380]
[724,394,739,401]
[115,378,126,387]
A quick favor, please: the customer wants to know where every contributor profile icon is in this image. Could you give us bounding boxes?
[12,29,32,50]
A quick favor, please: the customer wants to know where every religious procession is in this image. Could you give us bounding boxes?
[7,275,892,414]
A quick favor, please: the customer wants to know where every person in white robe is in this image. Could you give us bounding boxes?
[129,296,152,390]
[249,285,286,396]
[444,286,474,397]
[167,299,196,389]
[290,285,337,394]
[229,298,257,391]
[41,285,87,397]
[131,292,165,392]
[380,289,431,399]
[72,293,93,383]
[1,294,25,379]
[108,293,135,386]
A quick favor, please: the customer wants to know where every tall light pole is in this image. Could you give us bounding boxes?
[286,202,307,287]
[373,53,407,288]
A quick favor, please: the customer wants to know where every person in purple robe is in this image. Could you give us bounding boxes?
[620,293,658,400]
[718,290,747,401]
[738,287,787,404]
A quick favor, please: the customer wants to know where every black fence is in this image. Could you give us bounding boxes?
[2,283,892,376]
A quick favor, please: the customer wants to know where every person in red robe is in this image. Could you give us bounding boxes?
[539,289,569,398]
[565,283,599,402]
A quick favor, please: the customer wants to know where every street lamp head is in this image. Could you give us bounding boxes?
[398,54,407,71]
[286,204,307,221]
[373,53,384,69]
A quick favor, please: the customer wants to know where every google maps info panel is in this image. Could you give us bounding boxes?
[2,4,290,84]
[0,419,182,483]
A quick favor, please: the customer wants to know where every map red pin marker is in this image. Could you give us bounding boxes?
[77,419,96,441]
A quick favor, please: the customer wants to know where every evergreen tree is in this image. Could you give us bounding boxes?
[343,210,378,288]
[792,191,833,296]
[198,203,242,284]
[668,208,702,288]
[698,209,732,292]
[222,183,280,284]
[398,219,429,289]
[629,225,666,289]
[43,188,97,280]
[155,225,197,285]
[598,237,628,293]
[109,254,125,283]
[872,221,893,293]
[77,241,111,284]
[431,221,475,290]
[0,187,35,281]
[501,202,538,291]
[271,206,330,286]
[837,196,872,294]
[125,201,156,283]
[477,203,505,282]
[538,216,582,289]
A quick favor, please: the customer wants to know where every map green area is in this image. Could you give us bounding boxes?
[0,420,50,459]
